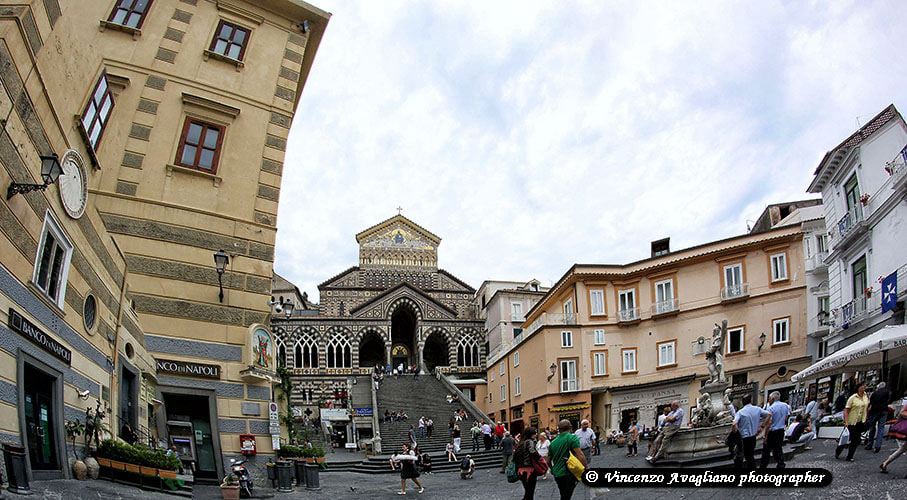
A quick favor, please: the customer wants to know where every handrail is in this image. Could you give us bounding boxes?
[435,370,492,424]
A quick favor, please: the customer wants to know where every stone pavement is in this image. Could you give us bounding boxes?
[28,437,906,499]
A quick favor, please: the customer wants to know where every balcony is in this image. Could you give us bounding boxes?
[651,298,679,317]
[720,283,749,303]
[805,252,828,272]
[886,144,907,193]
[511,314,525,322]
[808,313,832,337]
[832,206,866,250]
[617,307,640,325]
[836,296,868,329]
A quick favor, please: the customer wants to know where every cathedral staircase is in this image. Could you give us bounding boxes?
[324,374,503,474]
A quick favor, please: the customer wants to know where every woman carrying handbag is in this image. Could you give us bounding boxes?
[514,427,547,500]
[880,394,907,477]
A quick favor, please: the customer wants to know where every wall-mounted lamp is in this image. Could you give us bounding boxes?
[268,297,295,318]
[547,363,557,382]
[758,331,767,352]
[297,20,310,33]
[213,249,230,302]
[6,154,62,199]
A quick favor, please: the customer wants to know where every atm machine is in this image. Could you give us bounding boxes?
[167,420,196,473]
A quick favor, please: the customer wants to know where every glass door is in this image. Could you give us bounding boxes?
[24,366,58,471]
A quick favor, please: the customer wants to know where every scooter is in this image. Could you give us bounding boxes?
[229,458,254,498]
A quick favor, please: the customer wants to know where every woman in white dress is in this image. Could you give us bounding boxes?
[536,431,551,480]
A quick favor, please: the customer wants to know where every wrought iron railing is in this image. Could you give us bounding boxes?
[651,298,678,315]
[618,307,639,322]
[720,283,749,300]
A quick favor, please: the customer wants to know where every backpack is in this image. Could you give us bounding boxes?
[505,460,519,483]
[460,457,471,470]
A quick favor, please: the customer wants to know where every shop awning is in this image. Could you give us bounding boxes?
[552,404,590,413]
[792,325,907,383]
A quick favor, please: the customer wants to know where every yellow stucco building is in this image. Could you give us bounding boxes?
[0,0,328,482]
[484,221,813,435]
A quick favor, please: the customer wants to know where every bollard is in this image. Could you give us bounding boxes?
[275,460,294,492]
[303,463,320,491]
[293,459,306,487]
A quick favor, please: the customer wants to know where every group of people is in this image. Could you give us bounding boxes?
[384,410,409,422]
[508,419,591,500]
[445,393,461,404]
[829,381,907,477]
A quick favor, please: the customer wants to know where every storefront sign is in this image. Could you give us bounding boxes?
[320,408,350,421]
[156,358,220,379]
[729,382,759,401]
[8,308,71,365]
[351,407,373,417]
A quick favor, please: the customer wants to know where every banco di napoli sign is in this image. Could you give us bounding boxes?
[157,358,221,379]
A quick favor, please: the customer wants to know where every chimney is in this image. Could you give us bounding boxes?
[651,238,670,258]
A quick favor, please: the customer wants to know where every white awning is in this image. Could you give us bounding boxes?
[792,325,907,382]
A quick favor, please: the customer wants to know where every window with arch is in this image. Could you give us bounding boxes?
[327,334,352,368]
[293,331,318,369]
[457,338,480,367]
[276,337,287,368]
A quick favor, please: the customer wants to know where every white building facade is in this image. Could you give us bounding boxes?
[807,104,907,394]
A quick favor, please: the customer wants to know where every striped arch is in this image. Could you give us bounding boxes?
[353,326,388,369]
[386,296,423,321]
[421,326,453,370]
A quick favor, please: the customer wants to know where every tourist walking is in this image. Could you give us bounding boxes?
[626,419,640,457]
[648,400,685,463]
[880,394,907,477]
[548,419,587,500]
[482,421,493,450]
[574,420,595,464]
[452,424,462,453]
[837,382,869,462]
[470,421,482,451]
[732,395,770,469]
[418,416,426,439]
[865,382,891,453]
[514,427,544,500]
[391,443,424,495]
[759,391,790,469]
[499,431,515,473]
[494,421,506,448]
[426,418,434,438]
[537,431,551,479]
[407,425,417,449]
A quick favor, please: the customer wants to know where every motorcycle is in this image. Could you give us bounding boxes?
[228,458,254,498]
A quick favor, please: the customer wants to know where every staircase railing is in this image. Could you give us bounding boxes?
[435,370,492,424]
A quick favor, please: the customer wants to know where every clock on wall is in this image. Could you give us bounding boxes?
[58,150,87,219]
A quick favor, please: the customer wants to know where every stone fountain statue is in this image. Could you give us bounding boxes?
[705,320,727,385]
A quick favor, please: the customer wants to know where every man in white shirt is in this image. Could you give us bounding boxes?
[418,416,426,439]
[648,401,685,463]
[760,391,791,469]
[574,419,596,464]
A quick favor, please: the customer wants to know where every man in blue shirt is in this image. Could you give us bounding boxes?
[759,391,791,469]
[732,395,770,469]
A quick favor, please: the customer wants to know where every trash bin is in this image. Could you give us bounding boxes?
[293,459,306,487]
[275,460,294,492]
[303,463,320,491]
[2,444,30,495]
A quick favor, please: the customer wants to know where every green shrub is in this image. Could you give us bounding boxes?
[277,444,304,458]
[96,439,181,471]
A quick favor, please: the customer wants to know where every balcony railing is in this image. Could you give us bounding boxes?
[560,379,580,393]
[837,296,868,327]
[835,206,864,241]
[721,283,749,301]
[651,298,679,316]
[511,314,525,322]
[886,144,907,192]
[618,307,639,322]
[806,252,828,272]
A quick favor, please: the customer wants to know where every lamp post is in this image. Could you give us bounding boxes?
[213,250,229,302]
[6,154,63,199]
[758,331,767,352]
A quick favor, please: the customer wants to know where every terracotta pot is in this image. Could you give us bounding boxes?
[304,457,314,464]
[124,463,141,474]
[158,469,178,479]
[84,456,100,479]
[221,484,240,500]
[315,457,326,464]
[72,459,88,480]
[95,457,112,468]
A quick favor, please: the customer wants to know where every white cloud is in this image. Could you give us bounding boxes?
[277,0,907,296]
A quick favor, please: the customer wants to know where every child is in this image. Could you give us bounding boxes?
[446,441,458,462]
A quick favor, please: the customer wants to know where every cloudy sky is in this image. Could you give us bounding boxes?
[276,0,907,297]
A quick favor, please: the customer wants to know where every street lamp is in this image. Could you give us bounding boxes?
[758,331,767,352]
[6,154,63,199]
[268,297,295,318]
[213,250,229,302]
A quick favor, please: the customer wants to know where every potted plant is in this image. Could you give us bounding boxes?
[865,286,873,298]
[311,444,326,465]
[859,193,871,206]
[885,162,896,176]
[221,474,240,500]
[65,418,87,480]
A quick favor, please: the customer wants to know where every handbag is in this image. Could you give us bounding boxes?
[506,460,519,483]
[531,455,549,476]
[566,452,585,481]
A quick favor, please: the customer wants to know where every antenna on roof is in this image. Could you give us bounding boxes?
[855,116,863,127]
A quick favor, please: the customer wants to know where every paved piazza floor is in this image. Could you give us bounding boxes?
[30,438,906,499]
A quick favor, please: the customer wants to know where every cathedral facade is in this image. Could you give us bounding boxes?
[271,215,484,417]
